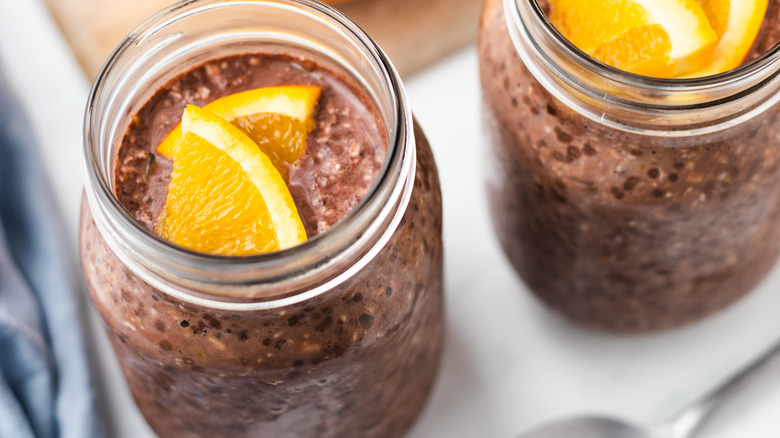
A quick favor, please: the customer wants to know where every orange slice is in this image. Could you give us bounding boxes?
[158,85,321,177]
[550,0,719,78]
[682,0,768,77]
[157,105,307,255]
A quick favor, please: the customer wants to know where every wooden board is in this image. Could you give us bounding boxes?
[43,0,483,79]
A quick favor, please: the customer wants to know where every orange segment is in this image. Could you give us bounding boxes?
[550,0,718,78]
[157,105,307,255]
[550,0,650,55]
[592,25,675,78]
[683,0,768,77]
[233,114,314,180]
[157,85,321,175]
[696,0,729,36]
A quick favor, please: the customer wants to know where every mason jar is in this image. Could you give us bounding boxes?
[479,0,780,332]
[80,1,444,436]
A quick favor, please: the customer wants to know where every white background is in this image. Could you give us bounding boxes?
[3,1,780,437]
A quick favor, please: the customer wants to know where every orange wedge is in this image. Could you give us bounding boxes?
[682,0,768,77]
[157,105,307,255]
[158,85,321,177]
[550,0,719,77]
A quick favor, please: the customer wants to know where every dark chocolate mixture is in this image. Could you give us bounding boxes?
[115,53,387,237]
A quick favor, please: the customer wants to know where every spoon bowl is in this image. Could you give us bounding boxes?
[517,416,667,438]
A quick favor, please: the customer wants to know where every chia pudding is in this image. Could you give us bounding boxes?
[81,48,443,438]
[479,0,780,331]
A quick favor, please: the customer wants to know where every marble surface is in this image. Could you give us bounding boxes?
[3,0,780,436]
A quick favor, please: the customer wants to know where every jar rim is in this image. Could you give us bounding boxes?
[83,0,416,308]
[504,0,780,135]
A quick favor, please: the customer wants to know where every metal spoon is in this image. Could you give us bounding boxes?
[517,340,780,438]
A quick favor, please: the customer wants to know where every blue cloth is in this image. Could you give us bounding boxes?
[0,68,104,438]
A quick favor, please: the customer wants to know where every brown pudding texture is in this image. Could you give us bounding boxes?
[479,0,780,332]
[116,53,386,236]
[80,53,444,437]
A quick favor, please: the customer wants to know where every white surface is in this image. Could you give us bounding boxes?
[3,1,780,437]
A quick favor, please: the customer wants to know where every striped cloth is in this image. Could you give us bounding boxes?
[0,67,104,438]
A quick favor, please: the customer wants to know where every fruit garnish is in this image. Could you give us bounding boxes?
[681,0,768,77]
[157,105,307,255]
[157,85,321,178]
[550,0,719,78]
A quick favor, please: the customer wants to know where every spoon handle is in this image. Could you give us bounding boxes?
[668,339,780,437]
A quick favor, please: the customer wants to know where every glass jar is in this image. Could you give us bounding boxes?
[80,1,444,436]
[479,0,780,332]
